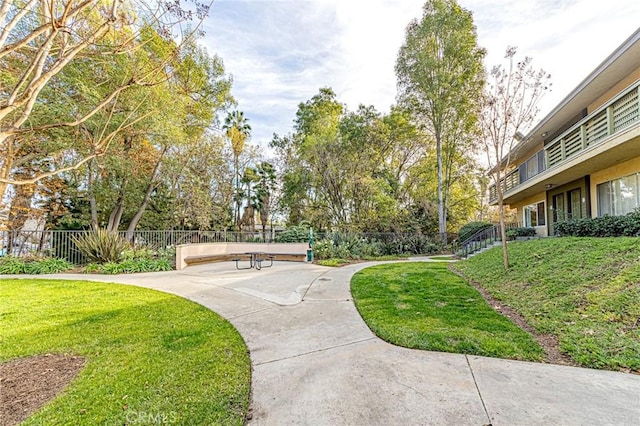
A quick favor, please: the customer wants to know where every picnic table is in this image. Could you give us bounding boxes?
[234,252,274,270]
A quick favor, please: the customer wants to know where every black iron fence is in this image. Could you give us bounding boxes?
[0,229,458,265]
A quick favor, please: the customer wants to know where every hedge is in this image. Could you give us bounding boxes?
[554,210,640,237]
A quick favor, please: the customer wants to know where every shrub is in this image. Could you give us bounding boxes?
[458,222,493,242]
[83,258,173,274]
[555,210,640,237]
[275,225,311,243]
[359,240,384,258]
[506,227,537,239]
[24,257,73,274]
[0,256,73,274]
[313,232,448,261]
[72,229,129,264]
[378,234,442,256]
[312,239,335,260]
[317,258,350,267]
[0,256,27,274]
[121,247,155,261]
[313,233,386,260]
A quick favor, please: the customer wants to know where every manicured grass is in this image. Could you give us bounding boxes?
[0,279,251,425]
[351,262,544,361]
[317,256,407,267]
[317,258,351,267]
[453,237,640,371]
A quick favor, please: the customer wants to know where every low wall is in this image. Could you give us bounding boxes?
[176,242,309,270]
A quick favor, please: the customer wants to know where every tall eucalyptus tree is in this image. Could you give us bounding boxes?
[396,0,485,236]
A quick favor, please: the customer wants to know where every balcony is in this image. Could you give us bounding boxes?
[489,79,640,203]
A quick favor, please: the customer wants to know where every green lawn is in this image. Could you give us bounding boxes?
[351,262,544,361]
[0,279,251,425]
[453,237,640,371]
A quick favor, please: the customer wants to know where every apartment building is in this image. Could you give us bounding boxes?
[489,28,640,236]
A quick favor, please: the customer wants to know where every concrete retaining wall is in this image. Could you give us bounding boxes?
[176,242,309,270]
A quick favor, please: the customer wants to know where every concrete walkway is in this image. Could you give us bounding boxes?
[16,260,640,425]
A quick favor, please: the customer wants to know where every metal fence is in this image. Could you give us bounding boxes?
[0,229,280,265]
[0,229,458,265]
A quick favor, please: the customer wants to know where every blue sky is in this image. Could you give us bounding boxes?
[202,0,640,151]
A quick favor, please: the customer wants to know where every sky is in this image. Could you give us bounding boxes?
[201,0,640,150]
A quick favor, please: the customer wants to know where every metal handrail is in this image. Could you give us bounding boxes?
[457,225,502,258]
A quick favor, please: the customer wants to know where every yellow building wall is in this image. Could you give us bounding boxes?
[590,156,640,217]
[588,66,640,113]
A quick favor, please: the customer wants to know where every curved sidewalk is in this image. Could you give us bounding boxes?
[16,260,640,425]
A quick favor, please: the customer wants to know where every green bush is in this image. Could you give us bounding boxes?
[24,257,74,274]
[359,240,384,258]
[0,256,73,274]
[72,229,129,264]
[275,225,311,243]
[458,221,493,242]
[0,256,27,274]
[555,210,640,237]
[313,232,448,261]
[314,233,386,260]
[506,227,537,239]
[312,239,335,260]
[121,246,155,261]
[317,258,350,267]
[378,234,442,256]
[83,258,173,274]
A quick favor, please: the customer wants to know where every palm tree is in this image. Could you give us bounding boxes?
[255,162,277,240]
[222,111,251,231]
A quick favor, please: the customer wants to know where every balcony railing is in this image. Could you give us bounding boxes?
[489,79,640,203]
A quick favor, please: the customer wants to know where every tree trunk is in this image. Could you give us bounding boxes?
[125,182,155,241]
[0,147,12,218]
[87,159,99,230]
[260,199,269,242]
[125,149,166,240]
[107,184,127,232]
[234,156,241,231]
[496,169,509,269]
[436,132,446,241]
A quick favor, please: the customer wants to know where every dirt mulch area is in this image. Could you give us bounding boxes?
[448,263,577,367]
[0,354,85,426]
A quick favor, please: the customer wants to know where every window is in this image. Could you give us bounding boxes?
[524,202,546,227]
[597,172,640,216]
[553,193,566,222]
[526,157,538,179]
[568,189,582,220]
[537,202,546,226]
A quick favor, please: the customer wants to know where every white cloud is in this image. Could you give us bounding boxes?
[461,0,640,114]
[202,0,640,148]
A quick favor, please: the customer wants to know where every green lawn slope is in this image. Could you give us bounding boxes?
[453,237,640,372]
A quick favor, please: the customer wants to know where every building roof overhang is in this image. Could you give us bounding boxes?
[499,27,640,167]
